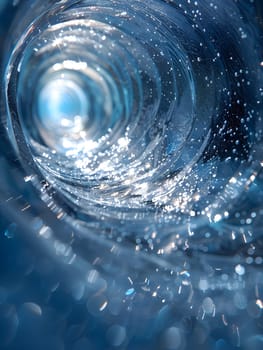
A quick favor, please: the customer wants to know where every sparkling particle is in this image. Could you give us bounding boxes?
[213,214,222,223]
[235,264,245,276]
[125,288,135,296]
[256,299,263,309]
[2,1,263,349]
[4,0,261,260]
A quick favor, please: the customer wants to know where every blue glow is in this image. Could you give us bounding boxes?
[37,78,89,133]
[2,1,263,349]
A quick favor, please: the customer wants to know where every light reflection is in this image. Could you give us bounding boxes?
[1,0,263,349]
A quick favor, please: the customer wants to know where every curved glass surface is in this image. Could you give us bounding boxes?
[0,1,263,349]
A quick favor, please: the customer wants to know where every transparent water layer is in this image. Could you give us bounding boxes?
[1,0,263,349]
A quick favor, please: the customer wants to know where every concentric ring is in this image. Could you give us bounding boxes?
[4,0,263,254]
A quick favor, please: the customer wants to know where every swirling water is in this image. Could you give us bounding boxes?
[1,0,263,349]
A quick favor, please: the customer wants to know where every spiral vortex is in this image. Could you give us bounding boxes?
[1,1,263,349]
[4,0,263,254]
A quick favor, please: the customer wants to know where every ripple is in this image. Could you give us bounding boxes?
[4,0,263,257]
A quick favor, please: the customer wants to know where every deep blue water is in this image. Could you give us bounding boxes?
[0,1,263,350]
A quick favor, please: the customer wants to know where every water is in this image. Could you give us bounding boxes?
[1,1,263,349]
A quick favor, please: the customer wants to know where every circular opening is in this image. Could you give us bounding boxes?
[36,76,90,148]
[5,0,263,250]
